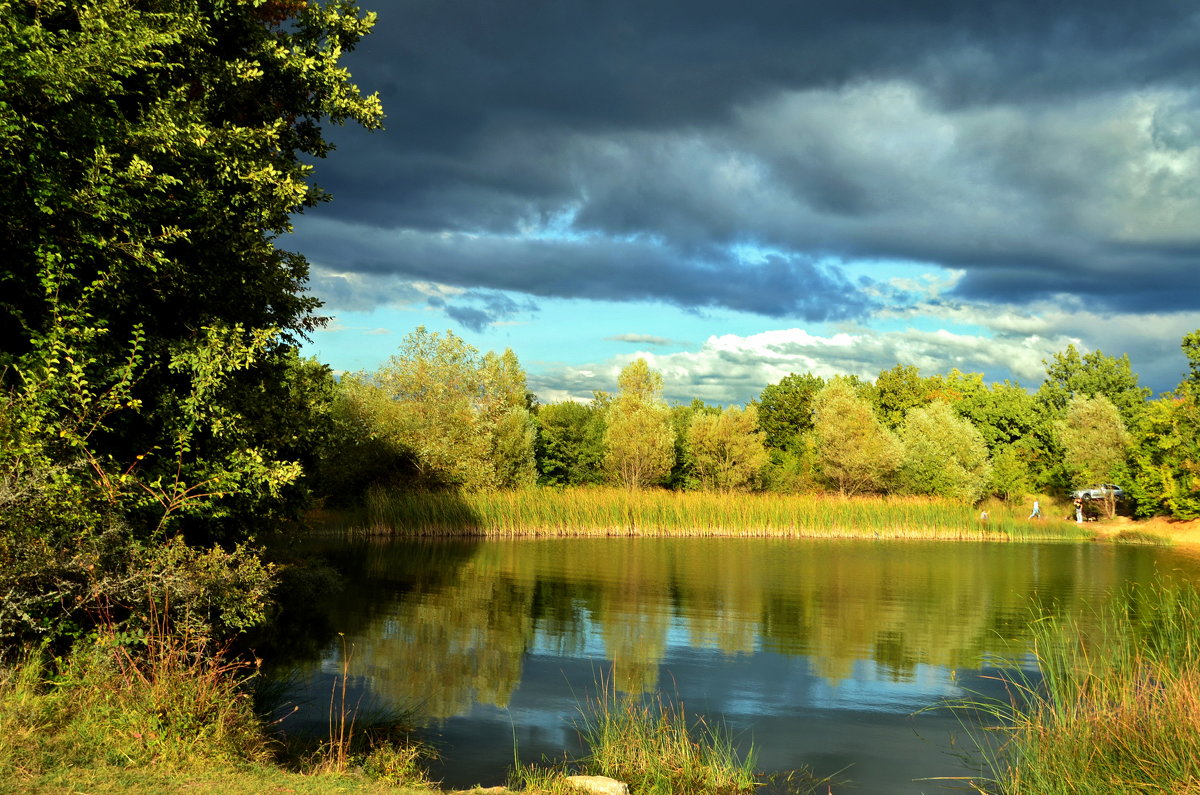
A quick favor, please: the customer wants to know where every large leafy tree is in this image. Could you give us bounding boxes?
[367,327,535,490]
[0,0,382,538]
[1058,394,1132,518]
[1128,389,1200,519]
[1127,331,1200,519]
[535,401,606,486]
[754,372,825,450]
[604,359,675,489]
[0,1,381,640]
[811,378,902,496]
[897,400,992,503]
[688,404,769,493]
[871,364,937,430]
[1038,344,1151,428]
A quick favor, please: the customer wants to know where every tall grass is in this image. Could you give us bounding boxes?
[0,625,437,790]
[577,690,758,794]
[0,630,268,781]
[964,579,1200,793]
[510,679,830,794]
[356,485,1093,542]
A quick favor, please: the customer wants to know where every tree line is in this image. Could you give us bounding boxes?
[320,326,1200,521]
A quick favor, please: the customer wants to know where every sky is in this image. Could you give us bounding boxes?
[293,0,1200,405]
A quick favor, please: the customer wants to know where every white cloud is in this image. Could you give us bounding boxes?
[530,302,1200,405]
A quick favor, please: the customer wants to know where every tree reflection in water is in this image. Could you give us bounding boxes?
[281,537,1200,721]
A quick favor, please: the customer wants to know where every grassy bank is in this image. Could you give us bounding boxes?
[0,632,438,794]
[353,486,1102,542]
[967,578,1200,793]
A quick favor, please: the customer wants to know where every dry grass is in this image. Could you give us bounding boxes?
[966,579,1200,794]
[355,486,1096,543]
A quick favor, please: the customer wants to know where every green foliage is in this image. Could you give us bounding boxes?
[1128,384,1200,519]
[988,444,1034,503]
[0,0,382,531]
[364,327,536,491]
[811,378,903,495]
[480,349,537,489]
[761,435,821,493]
[535,401,606,486]
[1183,330,1200,384]
[316,376,417,502]
[754,372,824,449]
[871,364,938,429]
[953,380,1040,451]
[1038,344,1151,428]
[898,400,993,503]
[1058,394,1131,517]
[0,0,380,643]
[688,404,769,492]
[575,687,760,795]
[603,360,675,489]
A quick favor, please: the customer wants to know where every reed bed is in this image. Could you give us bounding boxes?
[963,579,1200,794]
[510,679,831,794]
[356,486,1093,542]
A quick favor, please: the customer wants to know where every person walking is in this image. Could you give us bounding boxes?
[1028,499,1041,520]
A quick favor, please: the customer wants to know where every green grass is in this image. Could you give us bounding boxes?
[0,631,440,794]
[352,485,1096,543]
[510,680,831,794]
[961,578,1200,794]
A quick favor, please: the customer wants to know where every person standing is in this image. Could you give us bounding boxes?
[1073,496,1083,523]
[1029,499,1041,520]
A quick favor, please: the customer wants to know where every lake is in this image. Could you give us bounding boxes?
[267,536,1200,791]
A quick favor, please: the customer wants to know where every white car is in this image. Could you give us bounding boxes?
[1072,484,1125,500]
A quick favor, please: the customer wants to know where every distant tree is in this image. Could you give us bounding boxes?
[761,435,821,494]
[988,444,1034,503]
[1126,330,1200,519]
[953,381,1039,450]
[1184,330,1200,384]
[897,401,992,503]
[367,327,536,490]
[667,400,715,490]
[688,405,769,492]
[755,373,825,450]
[371,327,490,488]
[811,378,902,495]
[1127,388,1200,519]
[1038,344,1151,427]
[317,375,417,501]
[928,369,987,404]
[536,401,606,486]
[871,364,937,429]
[481,350,536,488]
[604,360,675,489]
[1058,394,1132,518]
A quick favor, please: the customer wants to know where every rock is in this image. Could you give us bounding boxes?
[564,775,630,795]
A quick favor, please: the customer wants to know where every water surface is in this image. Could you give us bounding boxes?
[270,537,1200,791]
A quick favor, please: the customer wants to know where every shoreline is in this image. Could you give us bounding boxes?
[1091,516,1200,546]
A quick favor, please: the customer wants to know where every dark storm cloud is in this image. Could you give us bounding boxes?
[301,0,1200,316]
[296,218,878,324]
